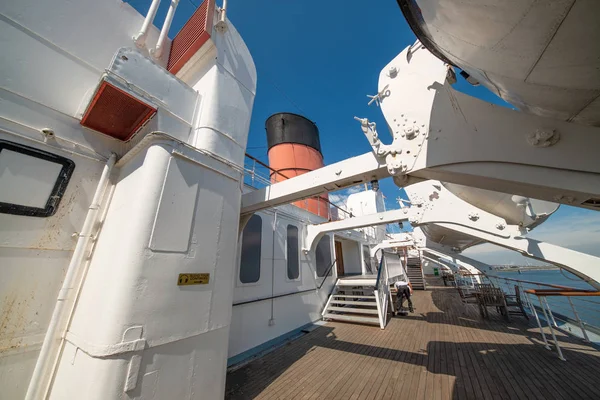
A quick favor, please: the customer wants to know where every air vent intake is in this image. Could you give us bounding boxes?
[167,0,215,75]
[80,81,156,141]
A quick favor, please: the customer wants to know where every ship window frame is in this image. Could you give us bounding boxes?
[239,214,263,284]
[315,235,333,278]
[286,224,300,281]
[0,140,75,218]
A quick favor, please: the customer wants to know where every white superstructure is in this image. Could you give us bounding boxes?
[1,1,600,399]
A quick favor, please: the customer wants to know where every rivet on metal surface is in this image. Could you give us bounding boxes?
[468,212,479,221]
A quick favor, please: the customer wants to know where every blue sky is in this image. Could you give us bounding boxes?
[129,0,600,265]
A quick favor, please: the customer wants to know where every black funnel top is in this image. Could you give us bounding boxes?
[265,113,322,154]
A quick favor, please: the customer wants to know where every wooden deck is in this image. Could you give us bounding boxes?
[226,280,600,399]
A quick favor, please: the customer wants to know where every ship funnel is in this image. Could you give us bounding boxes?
[266,112,329,218]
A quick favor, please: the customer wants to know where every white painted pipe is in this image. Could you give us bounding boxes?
[220,0,228,23]
[134,0,162,47]
[215,0,229,33]
[153,0,180,59]
[25,153,117,400]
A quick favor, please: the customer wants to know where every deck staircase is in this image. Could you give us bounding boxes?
[323,250,399,329]
[406,255,426,290]
[322,277,380,326]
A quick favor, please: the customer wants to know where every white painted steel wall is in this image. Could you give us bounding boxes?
[229,205,338,359]
[0,1,258,398]
[49,143,243,399]
[48,15,256,400]
[0,0,168,123]
[0,136,104,399]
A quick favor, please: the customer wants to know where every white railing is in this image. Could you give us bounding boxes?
[243,153,354,221]
[133,0,162,47]
[374,253,391,329]
[465,272,600,360]
[133,0,183,58]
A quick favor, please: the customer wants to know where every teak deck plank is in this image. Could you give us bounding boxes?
[226,279,600,400]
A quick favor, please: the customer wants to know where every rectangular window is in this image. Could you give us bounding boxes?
[287,225,299,280]
[0,141,75,217]
[240,214,262,283]
[316,235,332,277]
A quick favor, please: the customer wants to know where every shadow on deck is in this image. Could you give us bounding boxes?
[226,280,600,400]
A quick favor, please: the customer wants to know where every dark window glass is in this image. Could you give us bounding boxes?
[316,235,332,277]
[240,215,262,283]
[287,225,299,280]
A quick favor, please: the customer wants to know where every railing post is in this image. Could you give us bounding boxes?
[153,0,181,59]
[538,296,566,361]
[567,297,591,343]
[527,293,551,350]
[542,297,559,328]
[133,0,162,47]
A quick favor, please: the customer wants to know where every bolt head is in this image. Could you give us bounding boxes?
[41,128,55,137]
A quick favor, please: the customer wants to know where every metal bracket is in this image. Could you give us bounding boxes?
[367,84,389,106]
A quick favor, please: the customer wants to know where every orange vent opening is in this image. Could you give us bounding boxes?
[80,81,156,141]
[167,0,215,74]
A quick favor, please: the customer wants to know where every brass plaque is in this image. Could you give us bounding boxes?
[177,273,210,286]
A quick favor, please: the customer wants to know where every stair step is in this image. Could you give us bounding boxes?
[333,294,376,299]
[336,291,375,296]
[330,300,377,306]
[323,313,380,325]
[327,306,379,315]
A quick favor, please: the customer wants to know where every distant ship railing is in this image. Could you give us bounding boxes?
[457,272,600,360]
[243,153,354,221]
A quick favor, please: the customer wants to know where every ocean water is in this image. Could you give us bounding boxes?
[490,270,600,334]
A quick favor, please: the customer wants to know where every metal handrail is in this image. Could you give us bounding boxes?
[374,250,385,289]
[317,259,338,290]
[484,274,593,291]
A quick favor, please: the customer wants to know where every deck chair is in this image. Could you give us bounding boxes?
[504,285,529,319]
[477,286,510,321]
[457,286,478,304]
